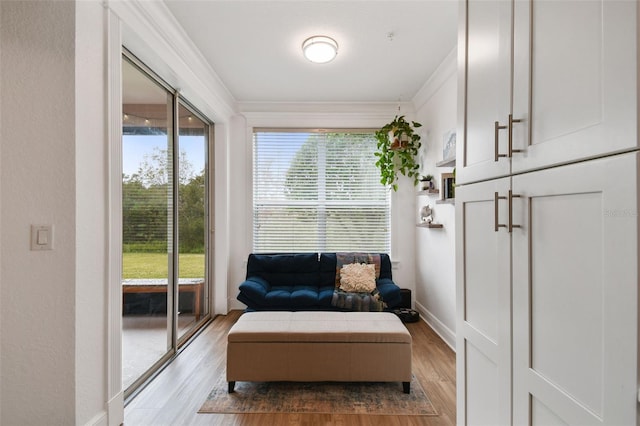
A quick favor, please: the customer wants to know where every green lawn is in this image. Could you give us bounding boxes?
[122,252,205,279]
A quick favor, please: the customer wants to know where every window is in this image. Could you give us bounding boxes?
[253,130,390,253]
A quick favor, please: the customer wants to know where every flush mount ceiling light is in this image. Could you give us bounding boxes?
[302,35,338,64]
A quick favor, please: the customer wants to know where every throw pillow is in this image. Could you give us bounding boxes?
[339,263,376,293]
[335,253,381,287]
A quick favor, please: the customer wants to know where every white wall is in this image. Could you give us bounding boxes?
[412,50,458,349]
[226,114,249,310]
[1,1,78,423]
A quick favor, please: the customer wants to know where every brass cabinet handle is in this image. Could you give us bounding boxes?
[495,190,521,232]
[508,114,523,157]
[508,190,521,233]
[494,121,508,162]
[495,115,523,160]
[494,192,507,232]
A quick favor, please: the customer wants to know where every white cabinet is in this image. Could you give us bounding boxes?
[511,154,639,425]
[456,0,639,423]
[455,177,512,425]
[458,0,638,185]
[456,154,639,425]
[511,0,638,175]
[457,0,512,184]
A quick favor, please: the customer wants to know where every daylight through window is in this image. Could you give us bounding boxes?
[253,130,391,253]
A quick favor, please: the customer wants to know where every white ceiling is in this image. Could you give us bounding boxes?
[163,0,458,104]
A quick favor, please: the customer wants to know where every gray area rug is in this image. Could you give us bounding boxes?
[199,375,437,416]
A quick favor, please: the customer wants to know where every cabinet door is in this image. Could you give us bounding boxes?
[511,153,639,425]
[457,0,512,185]
[512,0,638,174]
[455,177,512,425]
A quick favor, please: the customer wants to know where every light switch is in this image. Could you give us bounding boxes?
[31,225,53,251]
[37,228,48,245]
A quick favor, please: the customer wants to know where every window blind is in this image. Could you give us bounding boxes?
[253,130,391,253]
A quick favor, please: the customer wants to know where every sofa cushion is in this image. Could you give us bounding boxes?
[317,285,337,306]
[247,253,320,287]
[228,311,412,344]
[264,285,320,307]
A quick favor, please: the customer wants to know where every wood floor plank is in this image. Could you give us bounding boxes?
[124,310,456,425]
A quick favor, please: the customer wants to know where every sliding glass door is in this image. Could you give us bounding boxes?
[121,53,211,396]
[176,104,208,342]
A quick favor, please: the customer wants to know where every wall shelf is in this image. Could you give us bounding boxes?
[416,223,444,229]
[436,158,456,167]
[436,198,455,205]
[417,189,439,196]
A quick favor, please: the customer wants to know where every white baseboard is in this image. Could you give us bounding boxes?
[414,301,456,352]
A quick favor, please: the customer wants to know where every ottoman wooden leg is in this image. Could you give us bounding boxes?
[403,381,410,394]
[228,381,235,393]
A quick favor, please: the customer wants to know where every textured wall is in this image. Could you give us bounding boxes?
[0,1,77,424]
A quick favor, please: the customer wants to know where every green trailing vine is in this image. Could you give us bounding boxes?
[374,115,422,191]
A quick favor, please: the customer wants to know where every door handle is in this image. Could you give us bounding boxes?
[494,192,507,232]
[494,121,508,162]
[495,190,521,232]
[508,114,523,157]
[508,190,521,232]
[496,115,523,160]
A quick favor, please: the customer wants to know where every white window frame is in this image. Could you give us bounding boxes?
[252,128,391,253]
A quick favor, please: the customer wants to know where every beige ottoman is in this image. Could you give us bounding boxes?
[226,311,412,393]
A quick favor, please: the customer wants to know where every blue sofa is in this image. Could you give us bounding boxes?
[237,253,402,311]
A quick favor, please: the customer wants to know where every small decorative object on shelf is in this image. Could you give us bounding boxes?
[441,172,455,201]
[442,129,456,162]
[419,205,434,224]
[418,174,434,191]
[417,204,443,227]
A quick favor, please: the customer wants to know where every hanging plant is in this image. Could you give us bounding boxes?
[374,115,422,191]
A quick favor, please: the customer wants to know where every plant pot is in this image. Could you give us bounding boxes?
[419,181,433,191]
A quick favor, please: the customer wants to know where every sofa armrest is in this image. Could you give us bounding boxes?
[239,276,271,300]
[376,278,402,308]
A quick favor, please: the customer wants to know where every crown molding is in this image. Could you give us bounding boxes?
[412,47,457,111]
[240,102,416,129]
[106,0,237,123]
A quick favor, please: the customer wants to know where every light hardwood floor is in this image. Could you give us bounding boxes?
[124,310,456,425]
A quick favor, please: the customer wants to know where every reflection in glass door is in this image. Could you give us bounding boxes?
[121,53,211,396]
[176,103,208,342]
[121,58,173,392]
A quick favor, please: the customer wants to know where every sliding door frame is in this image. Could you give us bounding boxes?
[122,49,214,401]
